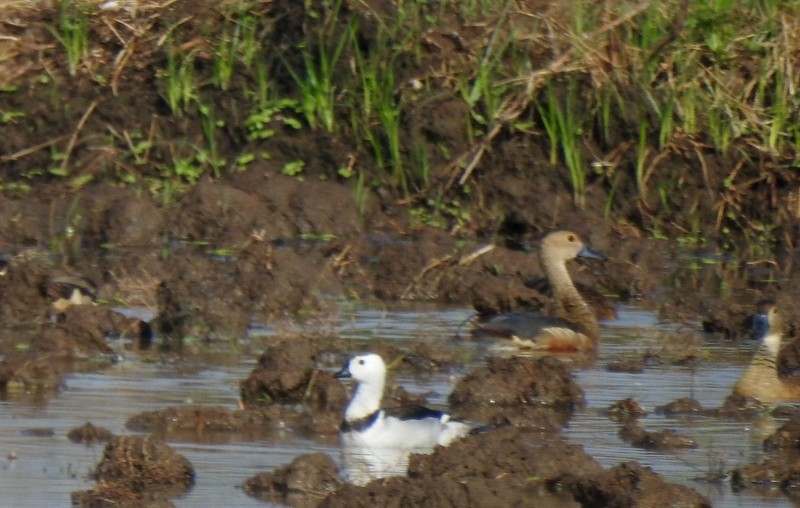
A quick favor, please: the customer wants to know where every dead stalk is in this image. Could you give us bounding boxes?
[61,99,99,174]
[0,134,70,162]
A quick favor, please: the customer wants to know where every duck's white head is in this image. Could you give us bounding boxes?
[336,353,387,385]
[335,353,387,420]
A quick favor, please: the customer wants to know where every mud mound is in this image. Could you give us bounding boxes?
[240,336,346,411]
[72,435,194,506]
[244,452,342,507]
[731,457,800,495]
[561,461,712,508]
[448,355,583,430]
[127,403,342,440]
[605,398,647,422]
[618,423,697,451]
[450,356,584,407]
[321,426,598,507]
[67,422,114,445]
[763,415,800,451]
[126,405,276,438]
[0,257,51,325]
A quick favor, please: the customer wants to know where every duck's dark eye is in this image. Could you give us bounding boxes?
[568,234,575,242]
[358,359,365,365]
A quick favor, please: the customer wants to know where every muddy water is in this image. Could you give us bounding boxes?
[0,304,793,507]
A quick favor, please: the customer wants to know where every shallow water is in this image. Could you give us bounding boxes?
[0,303,794,507]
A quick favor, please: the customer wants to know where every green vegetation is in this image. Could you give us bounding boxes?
[537,78,587,208]
[5,0,800,259]
[48,0,90,76]
[280,0,354,133]
[163,45,198,116]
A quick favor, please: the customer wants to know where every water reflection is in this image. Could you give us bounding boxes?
[340,438,415,486]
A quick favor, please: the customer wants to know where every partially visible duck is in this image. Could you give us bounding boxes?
[335,353,473,450]
[734,304,800,403]
[44,275,97,314]
[472,230,604,351]
[747,298,774,341]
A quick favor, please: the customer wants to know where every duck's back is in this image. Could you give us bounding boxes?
[473,311,595,351]
[344,406,469,450]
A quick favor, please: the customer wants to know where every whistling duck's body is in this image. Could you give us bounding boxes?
[473,230,603,351]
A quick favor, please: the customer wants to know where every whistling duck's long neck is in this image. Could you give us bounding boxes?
[541,254,598,340]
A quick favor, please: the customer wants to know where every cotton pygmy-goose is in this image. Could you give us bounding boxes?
[335,353,473,451]
[472,230,604,351]
[734,303,800,403]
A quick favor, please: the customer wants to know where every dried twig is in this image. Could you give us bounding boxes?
[60,99,99,174]
[458,244,495,266]
[0,134,70,162]
[302,369,320,402]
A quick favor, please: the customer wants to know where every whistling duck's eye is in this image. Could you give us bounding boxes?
[568,234,575,242]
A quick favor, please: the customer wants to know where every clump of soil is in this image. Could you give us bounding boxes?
[451,356,584,407]
[763,415,800,451]
[127,403,343,439]
[72,435,194,506]
[655,397,705,416]
[67,422,114,445]
[618,423,697,451]
[243,452,342,507]
[731,457,800,496]
[126,405,281,440]
[0,352,74,394]
[715,394,766,420]
[239,335,347,414]
[606,358,645,373]
[560,461,712,508]
[605,398,647,422]
[448,356,583,429]
[152,176,369,343]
